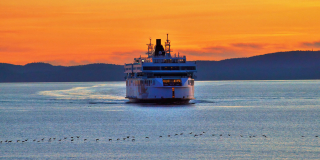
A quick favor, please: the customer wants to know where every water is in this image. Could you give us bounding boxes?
[0,81,320,159]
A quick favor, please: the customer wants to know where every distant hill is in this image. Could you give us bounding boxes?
[1,51,320,82]
[196,51,320,80]
[0,63,124,82]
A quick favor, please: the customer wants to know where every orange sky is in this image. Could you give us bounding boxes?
[1,0,320,66]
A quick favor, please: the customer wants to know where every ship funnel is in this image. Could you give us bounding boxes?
[155,39,165,56]
[156,39,161,46]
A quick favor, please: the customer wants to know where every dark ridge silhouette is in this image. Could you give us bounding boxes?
[196,50,320,80]
[1,50,320,82]
[0,62,124,82]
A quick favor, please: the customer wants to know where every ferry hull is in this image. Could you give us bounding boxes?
[127,98,193,104]
[126,78,195,103]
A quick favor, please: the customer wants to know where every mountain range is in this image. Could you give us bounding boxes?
[1,50,320,82]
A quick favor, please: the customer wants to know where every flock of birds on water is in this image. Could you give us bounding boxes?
[1,131,319,144]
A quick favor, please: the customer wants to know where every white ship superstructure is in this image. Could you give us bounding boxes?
[124,34,196,103]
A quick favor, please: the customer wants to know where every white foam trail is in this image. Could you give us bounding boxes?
[38,85,125,100]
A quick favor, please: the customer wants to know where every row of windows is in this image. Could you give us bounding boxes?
[126,79,194,86]
[125,67,142,71]
[188,80,194,86]
[153,59,186,63]
[163,79,182,86]
[143,66,196,70]
[126,79,155,86]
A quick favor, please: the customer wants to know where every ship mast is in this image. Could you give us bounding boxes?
[165,34,171,57]
[146,38,153,57]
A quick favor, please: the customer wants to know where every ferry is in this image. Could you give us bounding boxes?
[124,34,196,103]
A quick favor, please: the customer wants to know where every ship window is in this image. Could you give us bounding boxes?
[154,73,188,77]
[161,66,180,70]
[181,66,196,70]
[143,66,161,70]
[172,88,175,98]
[188,80,194,86]
[164,59,172,63]
[179,59,186,63]
[163,79,182,86]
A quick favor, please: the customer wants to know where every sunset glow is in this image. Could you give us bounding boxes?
[1,0,320,65]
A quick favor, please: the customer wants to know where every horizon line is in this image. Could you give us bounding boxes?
[1,50,319,67]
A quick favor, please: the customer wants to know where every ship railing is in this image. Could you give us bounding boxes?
[152,54,186,59]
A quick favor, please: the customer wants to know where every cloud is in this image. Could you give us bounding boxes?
[177,42,282,61]
[0,45,30,53]
[0,30,19,34]
[231,43,265,49]
[111,50,146,56]
[301,40,320,48]
[42,50,147,66]
[179,45,245,60]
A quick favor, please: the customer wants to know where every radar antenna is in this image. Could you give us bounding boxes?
[165,33,171,56]
[146,38,153,57]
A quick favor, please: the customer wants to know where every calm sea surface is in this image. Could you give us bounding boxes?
[0,81,320,159]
